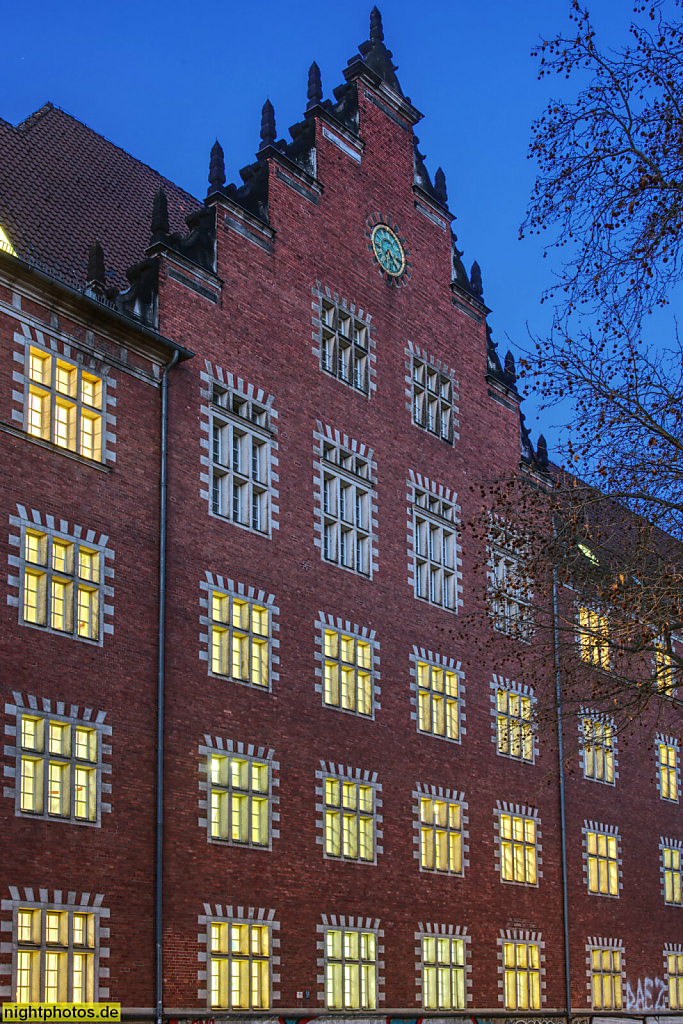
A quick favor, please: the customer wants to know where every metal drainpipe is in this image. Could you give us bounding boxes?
[552,553,572,1024]
[156,348,179,1024]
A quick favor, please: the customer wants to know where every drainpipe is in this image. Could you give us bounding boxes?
[552,554,572,1023]
[156,348,179,1024]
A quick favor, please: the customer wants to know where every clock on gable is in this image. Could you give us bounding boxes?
[365,215,411,286]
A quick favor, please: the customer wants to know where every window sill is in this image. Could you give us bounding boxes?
[0,421,111,472]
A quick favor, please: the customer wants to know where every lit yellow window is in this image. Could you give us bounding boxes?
[209,754,269,846]
[19,717,99,822]
[78,548,100,583]
[75,728,97,762]
[25,531,48,566]
[325,928,376,1009]
[422,936,465,1009]
[664,847,683,905]
[16,908,95,1002]
[0,224,17,256]
[579,607,609,668]
[210,591,269,687]
[500,813,537,884]
[209,921,269,1009]
[504,941,540,1009]
[587,830,619,895]
[49,722,70,756]
[51,578,73,631]
[591,948,622,1009]
[81,374,102,409]
[669,953,683,1009]
[21,716,43,751]
[16,950,39,1002]
[25,348,104,461]
[656,639,675,692]
[660,743,678,801]
[583,718,614,783]
[23,569,47,625]
[497,689,533,762]
[325,777,374,861]
[21,529,103,641]
[417,661,459,740]
[324,629,373,715]
[420,797,462,874]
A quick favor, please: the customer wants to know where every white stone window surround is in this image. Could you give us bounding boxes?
[582,820,623,898]
[199,573,280,691]
[310,283,377,397]
[406,471,463,612]
[578,708,619,785]
[585,936,625,1009]
[412,783,470,875]
[409,646,466,743]
[493,801,543,887]
[415,923,471,1009]
[315,761,383,864]
[314,612,381,720]
[8,505,115,644]
[316,914,385,1008]
[656,733,681,802]
[313,422,379,579]
[660,837,683,905]
[665,942,683,1009]
[12,321,117,465]
[0,887,110,1001]
[404,341,460,443]
[496,929,546,1008]
[487,517,534,643]
[197,904,280,1006]
[199,361,279,536]
[489,674,539,764]
[197,735,280,850]
[4,692,112,826]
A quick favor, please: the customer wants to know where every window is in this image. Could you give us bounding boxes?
[323,626,374,716]
[20,527,103,641]
[412,483,458,611]
[319,299,370,394]
[667,952,683,1009]
[210,383,272,533]
[324,926,377,1009]
[26,347,104,461]
[411,356,456,442]
[590,946,623,1010]
[503,940,540,1010]
[0,223,18,256]
[582,717,615,784]
[321,439,373,577]
[586,827,619,896]
[659,741,679,802]
[662,843,683,905]
[17,713,101,824]
[324,777,375,862]
[416,660,460,741]
[655,637,676,692]
[579,606,609,669]
[496,686,534,763]
[499,812,538,885]
[210,589,270,689]
[489,524,532,640]
[15,906,97,1002]
[421,934,465,1009]
[208,752,270,847]
[419,796,463,874]
[209,920,270,1009]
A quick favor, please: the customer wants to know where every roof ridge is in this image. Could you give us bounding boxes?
[13,102,56,133]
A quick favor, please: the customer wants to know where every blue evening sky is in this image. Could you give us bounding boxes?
[3,0,632,454]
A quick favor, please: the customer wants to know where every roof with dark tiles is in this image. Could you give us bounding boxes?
[0,103,201,290]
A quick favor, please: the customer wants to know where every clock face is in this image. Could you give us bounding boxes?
[371,224,406,277]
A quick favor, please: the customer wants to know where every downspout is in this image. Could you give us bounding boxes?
[552,550,572,1023]
[156,348,179,1024]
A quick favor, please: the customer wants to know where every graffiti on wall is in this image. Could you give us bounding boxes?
[624,975,668,1010]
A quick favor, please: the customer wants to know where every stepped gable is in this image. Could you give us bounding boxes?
[0,103,200,291]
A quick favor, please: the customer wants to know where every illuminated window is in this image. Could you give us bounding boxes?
[662,843,683,905]
[209,589,270,689]
[20,526,103,642]
[0,224,18,256]
[416,659,460,741]
[209,383,273,534]
[659,741,679,802]
[26,347,104,461]
[496,686,534,763]
[582,717,615,784]
[420,797,463,874]
[15,906,97,1002]
[321,439,373,577]
[324,776,376,863]
[489,524,532,640]
[503,940,541,1010]
[589,945,623,1010]
[655,638,676,693]
[667,951,683,1009]
[323,627,374,717]
[421,934,466,1009]
[412,484,458,611]
[586,827,620,896]
[17,712,101,824]
[209,920,270,1009]
[412,356,456,443]
[579,607,609,669]
[324,926,377,1009]
[208,752,270,848]
[319,298,370,395]
[499,812,538,885]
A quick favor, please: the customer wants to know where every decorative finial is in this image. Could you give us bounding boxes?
[260,100,276,151]
[151,187,169,242]
[307,62,322,109]
[470,260,483,300]
[370,7,384,43]
[504,350,516,385]
[209,140,226,191]
[86,241,106,295]
[434,167,448,206]
[536,434,549,466]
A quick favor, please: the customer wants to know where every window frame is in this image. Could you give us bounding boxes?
[580,712,617,785]
[409,348,459,445]
[317,762,382,865]
[201,575,278,692]
[316,615,379,720]
[315,427,376,579]
[578,605,610,669]
[583,822,621,898]
[488,521,533,642]
[201,740,278,851]
[587,941,624,1011]
[206,917,272,1010]
[415,786,468,877]
[313,288,375,397]
[498,930,545,1011]
[412,650,465,744]
[417,926,469,1010]
[656,736,680,803]
[495,806,541,887]
[491,675,537,765]
[665,945,683,1009]
[322,922,379,1010]
[661,840,683,906]
[408,473,461,613]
